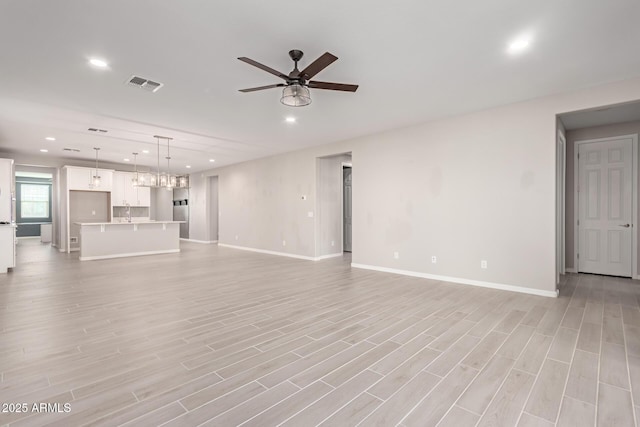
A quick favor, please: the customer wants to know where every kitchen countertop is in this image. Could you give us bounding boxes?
[74,221,185,225]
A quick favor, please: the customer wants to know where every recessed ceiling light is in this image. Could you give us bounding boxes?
[45,137,56,141]
[142,150,149,154]
[123,158,130,162]
[285,117,296,123]
[40,149,48,153]
[89,58,108,68]
[507,36,531,54]
[209,159,215,163]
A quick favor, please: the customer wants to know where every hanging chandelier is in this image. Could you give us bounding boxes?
[135,136,189,189]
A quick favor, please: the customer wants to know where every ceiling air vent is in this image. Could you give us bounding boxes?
[63,148,81,152]
[126,75,164,93]
[88,128,108,133]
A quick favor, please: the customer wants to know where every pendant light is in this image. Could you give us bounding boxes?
[131,152,141,186]
[135,135,189,189]
[90,147,101,188]
[165,137,176,190]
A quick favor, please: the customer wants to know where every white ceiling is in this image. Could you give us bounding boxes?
[1,0,639,172]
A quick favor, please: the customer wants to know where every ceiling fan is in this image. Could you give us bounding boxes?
[238,50,359,107]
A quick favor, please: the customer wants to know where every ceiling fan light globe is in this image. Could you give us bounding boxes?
[281,84,311,107]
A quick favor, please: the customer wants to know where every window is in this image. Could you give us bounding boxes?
[20,184,50,219]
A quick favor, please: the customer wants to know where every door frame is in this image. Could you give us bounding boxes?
[556,130,566,284]
[341,162,352,253]
[574,134,638,278]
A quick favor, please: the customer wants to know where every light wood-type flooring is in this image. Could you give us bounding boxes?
[1,239,640,426]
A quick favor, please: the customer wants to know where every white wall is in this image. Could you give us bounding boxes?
[197,76,640,295]
[215,153,317,256]
[188,173,209,242]
[565,120,640,270]
[209,176,218,242]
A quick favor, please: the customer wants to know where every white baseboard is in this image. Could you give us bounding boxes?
[180,238,218,244]
[79,249,180,261]
[316,252,344,260]
[218,244,342,262]
[351,263,558,298]
[218,243,316,261]
[565,268,577,273]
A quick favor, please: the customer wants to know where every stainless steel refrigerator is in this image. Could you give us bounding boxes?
[173,188,189,239]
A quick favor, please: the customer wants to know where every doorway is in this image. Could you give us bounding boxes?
[575,134,637,277]
[556,131,566,284]
[343,164,352,253]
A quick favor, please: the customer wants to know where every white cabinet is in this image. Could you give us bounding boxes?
[0,225,16,273]
[66,166,113,191]
[137,185,151,206]
[112,171,150,206]
[112,172,126,205]
[0,158,14,222]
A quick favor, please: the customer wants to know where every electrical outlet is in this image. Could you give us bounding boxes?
[282,240,286,246]
[307,211,314,218]
[481,260,488,269]
[91,210,96,216]
[235,235,239,241]
[394,251,400,259]
[331,240,335,247]
[301,195,307,200]
[431,256,437,263]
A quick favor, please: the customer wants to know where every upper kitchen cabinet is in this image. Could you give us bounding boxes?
[137,185,150,206]
[112,171,150,206]
[0,158,15,222]
[66,166,113,191]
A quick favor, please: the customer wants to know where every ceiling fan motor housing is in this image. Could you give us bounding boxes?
[289,50,304,62]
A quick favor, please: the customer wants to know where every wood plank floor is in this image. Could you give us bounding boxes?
[1,239,640,426]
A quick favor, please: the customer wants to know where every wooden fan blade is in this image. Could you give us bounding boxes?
[308,81,359,92]
[239,84,285,93]
[238,57,289,80]
[300,52,338,80]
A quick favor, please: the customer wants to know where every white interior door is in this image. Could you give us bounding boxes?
[578,137,633,277]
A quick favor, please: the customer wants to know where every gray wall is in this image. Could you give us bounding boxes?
[316,154,351,257]
[151,187,173,221]
[69,190,110,250]
[565,120,640,270]
[198,76,640,294]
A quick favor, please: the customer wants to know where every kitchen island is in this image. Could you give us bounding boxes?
[74,221,184,261]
